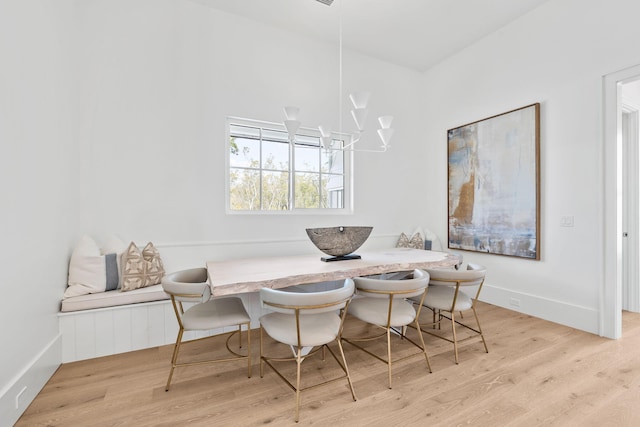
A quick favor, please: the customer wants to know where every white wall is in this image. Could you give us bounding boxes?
[75,0,426,270]
[420,0,640,333]
[0,1,77,425]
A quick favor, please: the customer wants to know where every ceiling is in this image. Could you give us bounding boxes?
[190,0,549,72]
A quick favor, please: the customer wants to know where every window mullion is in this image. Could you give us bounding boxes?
[290,139,295,210]
[259,128,263,211]
[318,144,323,208]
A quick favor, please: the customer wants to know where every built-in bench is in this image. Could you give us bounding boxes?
[60,284,169,312]
[58,285,261,363]
[59,285,175,363]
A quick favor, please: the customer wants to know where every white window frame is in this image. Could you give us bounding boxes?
[225,116,353,215]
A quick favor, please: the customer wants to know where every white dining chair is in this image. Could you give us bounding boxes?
[259,279,356,422]
[413,263,488,364]
[161,268,252,391]
[342,269,431,389]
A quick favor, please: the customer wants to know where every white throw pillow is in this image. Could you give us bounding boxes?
[421,228,443,251]
[64,235,120,298]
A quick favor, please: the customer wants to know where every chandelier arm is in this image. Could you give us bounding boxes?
[341,132,361,149]
[341,146,388,153]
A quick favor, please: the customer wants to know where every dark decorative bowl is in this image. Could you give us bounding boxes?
[306,226,373,261]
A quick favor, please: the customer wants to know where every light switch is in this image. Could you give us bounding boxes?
[560,215,574,227]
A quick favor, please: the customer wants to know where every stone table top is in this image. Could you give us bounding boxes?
[206,248,460,296]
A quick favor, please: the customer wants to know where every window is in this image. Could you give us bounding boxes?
[227,117,350,213]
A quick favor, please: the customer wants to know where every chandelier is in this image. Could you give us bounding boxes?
[282,0,394,153]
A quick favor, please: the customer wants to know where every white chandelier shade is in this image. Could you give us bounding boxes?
[377,115,394,147]
[283,106,301,142]
[349,91,371,109]
[350,108,369,132]
[318,125,333,149]
[378,115,394,129]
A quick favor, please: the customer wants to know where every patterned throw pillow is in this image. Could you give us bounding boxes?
[120,242,165,292]
[142,242,165,287]
[396,232,424,250]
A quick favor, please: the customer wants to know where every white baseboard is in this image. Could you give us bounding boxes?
[0,334,61,427]
[481,283,599,335]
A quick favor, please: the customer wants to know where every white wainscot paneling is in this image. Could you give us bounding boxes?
[59,293,262,363]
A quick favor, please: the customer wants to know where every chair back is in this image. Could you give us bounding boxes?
[354,269,429,299]
[426,264,486,288]
[161,267,211,303]
[260,279,355,314]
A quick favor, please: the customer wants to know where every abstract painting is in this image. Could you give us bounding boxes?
[448,103,540,259]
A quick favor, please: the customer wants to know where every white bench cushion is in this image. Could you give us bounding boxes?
[60,284,169,312]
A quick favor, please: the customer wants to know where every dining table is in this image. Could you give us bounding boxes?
[206,248,460,296]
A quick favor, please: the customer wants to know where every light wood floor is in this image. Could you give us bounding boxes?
[17,303,640,426]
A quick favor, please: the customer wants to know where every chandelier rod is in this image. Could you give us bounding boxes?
[338,0,343,148]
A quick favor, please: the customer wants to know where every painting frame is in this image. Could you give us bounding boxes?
[447,103,540,260]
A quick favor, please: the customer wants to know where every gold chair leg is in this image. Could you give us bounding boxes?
[414,319,432,373]
[336,339,357,401]
[259,326,264,378]
[451,311,459,364]
[166,328,184,391]
[295,347,302,423]
[472,306,489,353]
[386,327,393,389]
[246,323,252,378]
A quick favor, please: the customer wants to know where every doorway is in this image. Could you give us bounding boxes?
[603,65,640,339]
[621,89,640,313]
